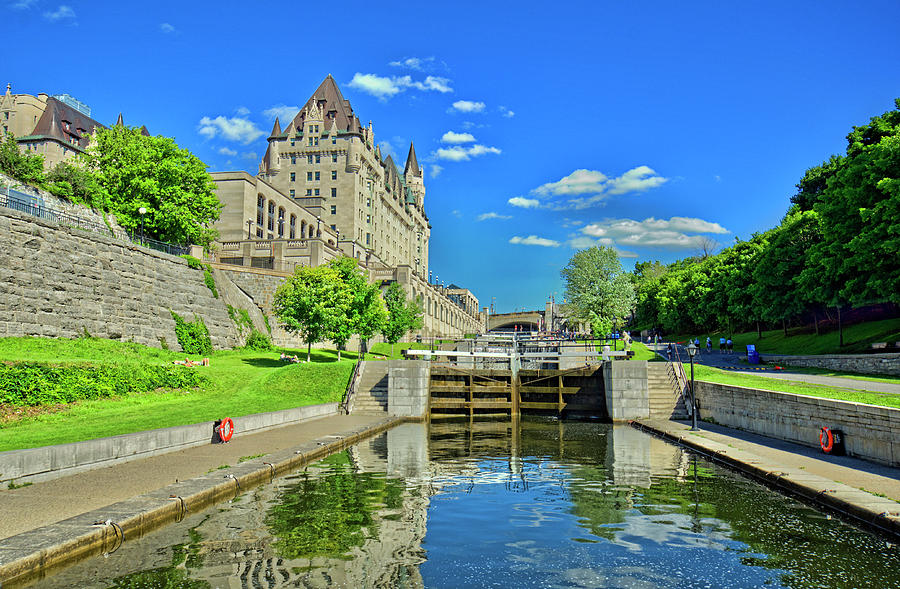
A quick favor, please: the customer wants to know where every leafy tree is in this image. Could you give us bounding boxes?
[0,133,45,186]
[381,282,424,355]
[273,265,351,362]
[46,160,110,209]
[82,125,222,248]
[327,257,387,360]
[561,246,635,336]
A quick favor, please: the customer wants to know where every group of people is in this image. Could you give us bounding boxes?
[663,335,734,361]
[279,352,301,363]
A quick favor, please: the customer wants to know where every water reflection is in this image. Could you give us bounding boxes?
[32,418,899,589]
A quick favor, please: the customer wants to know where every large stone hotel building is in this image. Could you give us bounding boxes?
[210,76,483,338]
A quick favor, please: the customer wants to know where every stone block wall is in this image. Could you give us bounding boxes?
[761,353,900,377]
[388,360,429,418]
[695,381,900,467]
[0,208,239,350]
[603,360,649,421]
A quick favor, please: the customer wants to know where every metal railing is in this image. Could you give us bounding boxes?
[666,344,692,416]
[1,190,190,257]
[340,359,364,414]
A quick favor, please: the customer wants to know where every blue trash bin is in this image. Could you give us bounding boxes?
[746,344,760,364]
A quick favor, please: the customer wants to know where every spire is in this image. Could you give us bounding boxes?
[116,113,124,126]
[270,117,281,137]
[404,142,421,176]
[5,83,11,96]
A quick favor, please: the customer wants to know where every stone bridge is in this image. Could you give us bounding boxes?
[487,310,545,331]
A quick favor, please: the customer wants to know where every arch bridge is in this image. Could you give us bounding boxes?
[487,310,544,332]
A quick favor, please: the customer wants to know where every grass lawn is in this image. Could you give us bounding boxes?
[694,364,900,409]
[366,341,431,360]
[0,337,356,451]
[666,317,900,356]
[629,342,661,361]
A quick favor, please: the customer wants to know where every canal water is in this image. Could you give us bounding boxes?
[34,418,900,588]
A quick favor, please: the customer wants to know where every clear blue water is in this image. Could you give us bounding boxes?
[33,418,900,588]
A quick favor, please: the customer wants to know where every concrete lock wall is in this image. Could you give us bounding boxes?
[604,360,649,421]
[0,208,239,350]
[387,360,429,418]
[695,381,900,467]
[762,353,900,377]
[0,403,339,484]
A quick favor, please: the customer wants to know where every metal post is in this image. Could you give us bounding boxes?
[247,219,253,239]
[690,354,698,431]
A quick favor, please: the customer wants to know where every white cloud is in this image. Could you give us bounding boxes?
[461,121,486,130]
[499,106,515,118]
[11,0,37,9]
[509,235,560,247]
[44,5,75,21]
[434,144,500,162]
[508,196,541,209]
[262,104,299,123]
[430,164,443,178]
[241,151,258,161]
[441,131,476,144]
[160,22,175,33]
[579,216,729,250]
[477,212,512,221]
[451,209,462,218]
[218,147,237,156]
[389,57,435,71]
[535,169,609,196]
[530,166,668,209]
[348,73,453,100]
[451,100,486,113]
[605,165,668,195]
[378,140,396,159]
[565,236,639,257]
[235,106,250,116]
[197,116,265,144]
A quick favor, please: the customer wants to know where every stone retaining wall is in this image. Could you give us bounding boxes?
[761,353,900,376]
[604,360,648,421]
[0,208,239,350]
[388,360,429,418]
[695,381,899,466]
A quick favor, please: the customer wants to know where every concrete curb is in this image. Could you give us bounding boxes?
[0,403,339,484]
[0,415,409,588]
[630,420,900,540]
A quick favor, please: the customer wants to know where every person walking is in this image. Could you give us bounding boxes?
[706,336,712,354]
[666,342,673,361]
[727,338,733,353]
[719,336,726,354]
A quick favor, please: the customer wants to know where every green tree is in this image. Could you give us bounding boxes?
[82,125,222,248]
[561,246,635,336]
[326,257,387,360]
[273,265,351,362]
[46,160,110,209]
[0,133,45,186]
[381,282,424,355]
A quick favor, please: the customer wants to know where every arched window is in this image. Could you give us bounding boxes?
[308,225,315,238]
[300,219,307,237]
[277,208,285,237]
[289,214,296,239]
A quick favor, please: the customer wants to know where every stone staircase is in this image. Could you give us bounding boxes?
[647,362,689,419]
[351,361,390,414]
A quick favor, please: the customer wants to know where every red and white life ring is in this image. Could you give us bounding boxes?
[218,417,234,443]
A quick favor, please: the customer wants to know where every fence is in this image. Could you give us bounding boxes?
[1,189,190,257]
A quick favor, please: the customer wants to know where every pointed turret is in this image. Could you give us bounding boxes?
[270,117,282,138]
[116,113,124,126]
[404,142,421,177]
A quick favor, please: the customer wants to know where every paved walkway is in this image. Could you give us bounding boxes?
[633,418,900,536]
[0,413,388,541]
[649,341,900,394]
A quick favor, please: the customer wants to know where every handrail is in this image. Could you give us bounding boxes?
[340,359,364,414]
[666,344,692,416]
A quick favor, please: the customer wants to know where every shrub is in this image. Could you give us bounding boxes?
[244,329,273,351]
[170,311,212,355]
[180,255,218,298]
[0,361,208,406]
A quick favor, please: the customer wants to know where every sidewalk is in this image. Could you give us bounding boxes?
[648,341,900,395]
[0,413,389,541]
[633,418,900,537]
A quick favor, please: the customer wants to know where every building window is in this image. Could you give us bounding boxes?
[307,155,313,164]
[366,214,370,224]
[314,189,320,196]
[331,170,337,180]
[289,215,296,239]
[366,233,371,245]
[309,137,313,146]
[307,172,313,181]
[290,172,296,182]
[331,188,337,198]
[267,215,274,231]
[313,171,319,181]
[306,189,312,196]
[291,156,296,164]
[290,138,295,146]
[332,154,337,162]
[330,205,336,215]
[256,228,263,238]
[315,155,320,164]
[289,189,295,197]
[314,138,319,146]
[332,137,336,144]
[277,208,285,237]
[268,201,275,215]
[330,224,336,230]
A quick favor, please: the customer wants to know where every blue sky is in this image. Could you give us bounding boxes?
[5,0,900,313]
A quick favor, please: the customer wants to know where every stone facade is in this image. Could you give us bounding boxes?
[695,380,900,467]
[387,360,429,418]
[603,360,649,421]
[761,353,900,377]
[0,207,239,350]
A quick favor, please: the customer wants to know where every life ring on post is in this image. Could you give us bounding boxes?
[217,417,234,443]
[820,426,844,455]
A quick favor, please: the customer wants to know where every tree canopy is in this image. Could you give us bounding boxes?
[561,246,635,337]
[326,257,387,359]
[82,125,223,248]
[0,134,45,186]
[381,282,424,353]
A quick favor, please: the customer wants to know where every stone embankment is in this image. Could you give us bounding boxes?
[0,207,240,350]
[762,352,900,377]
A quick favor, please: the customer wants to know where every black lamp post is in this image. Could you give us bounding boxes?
[316,216,321,238]
[138,207,147,245]
[686,341,699,431]
[247,219,253,239]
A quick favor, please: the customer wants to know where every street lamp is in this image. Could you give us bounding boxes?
[316,216,321,238]
[138,207,147,245]
[686,341,699,431]
[247,219,253,239]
